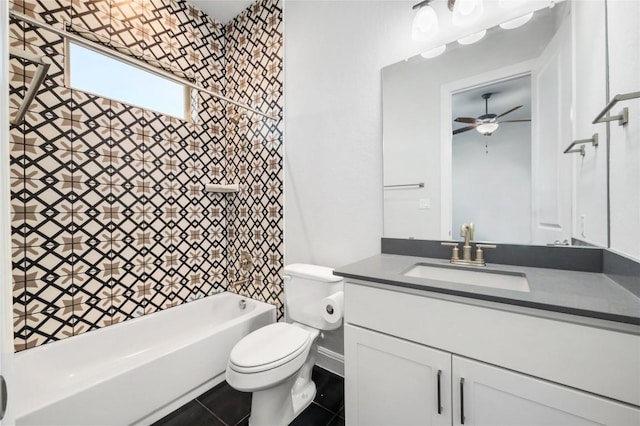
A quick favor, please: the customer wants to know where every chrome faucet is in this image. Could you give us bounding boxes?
[441,223,496,266]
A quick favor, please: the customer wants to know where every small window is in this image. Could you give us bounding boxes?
[68,42,188,120]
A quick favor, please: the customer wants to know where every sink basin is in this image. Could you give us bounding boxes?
[403,263,530,293]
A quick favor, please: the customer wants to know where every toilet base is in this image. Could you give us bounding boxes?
[248,374,316,426]
[248,342,318,426]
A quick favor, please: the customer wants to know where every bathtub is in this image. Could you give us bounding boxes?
[14,292,276,425]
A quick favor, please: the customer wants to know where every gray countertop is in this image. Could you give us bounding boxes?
[334,254,640,326]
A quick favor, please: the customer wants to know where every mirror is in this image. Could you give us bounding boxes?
[382,2,594,246]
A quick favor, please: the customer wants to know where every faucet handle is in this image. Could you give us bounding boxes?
[441,241,460,262]
[474,243,497,265]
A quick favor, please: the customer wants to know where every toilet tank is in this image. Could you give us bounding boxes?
[283,264,344,330]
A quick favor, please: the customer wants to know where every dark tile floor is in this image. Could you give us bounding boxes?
[153,366,345,426]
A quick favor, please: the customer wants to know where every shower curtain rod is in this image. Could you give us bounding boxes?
[8,10,279,121]
[9,47,51,124]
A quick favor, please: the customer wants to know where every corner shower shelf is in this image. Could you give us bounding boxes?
[204,183,240,193]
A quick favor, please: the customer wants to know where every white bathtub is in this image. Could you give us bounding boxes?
[14,292,276,425]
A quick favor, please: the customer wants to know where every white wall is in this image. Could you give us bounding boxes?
[283,1,418,364]
[284,1,418,270]
[571,0,608,246]
[607,0,640,260]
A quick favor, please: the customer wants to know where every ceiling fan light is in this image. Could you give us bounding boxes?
[476,122,499,135]
[458,29,487,45]
[500,12,534,29]
[420,44,447,59]
[452,0,484,27]
[412,5,440,41]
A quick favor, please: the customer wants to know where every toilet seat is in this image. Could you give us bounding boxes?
[228,323,311,374]
[225,323,320,393]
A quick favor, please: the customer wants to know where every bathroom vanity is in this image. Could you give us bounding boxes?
[336,253,640,426]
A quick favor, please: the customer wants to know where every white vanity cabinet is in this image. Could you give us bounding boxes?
[344,282,640,425]
[451,356,638,426]
[345,325,451,426]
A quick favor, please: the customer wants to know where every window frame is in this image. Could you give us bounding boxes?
[64,39,192,121]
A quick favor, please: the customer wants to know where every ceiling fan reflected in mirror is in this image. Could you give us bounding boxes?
[453,92,531,136]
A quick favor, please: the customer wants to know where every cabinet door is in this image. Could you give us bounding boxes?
[452,356,640,426]
[344,324,451,426]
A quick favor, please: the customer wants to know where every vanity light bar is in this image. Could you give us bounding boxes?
[420,10,538,59]
[499,12,534,29]
[421,45,447,58]
[458,29,487,45]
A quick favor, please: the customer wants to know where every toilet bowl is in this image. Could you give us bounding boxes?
[226,323,320,425]
[225,264,344,426]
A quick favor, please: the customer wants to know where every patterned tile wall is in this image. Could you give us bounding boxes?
[224,0,284,319]
[9,0,283,351]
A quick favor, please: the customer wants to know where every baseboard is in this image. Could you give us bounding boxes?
[316,345,344,377]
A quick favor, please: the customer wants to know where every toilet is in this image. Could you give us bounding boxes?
[225,264,344,426]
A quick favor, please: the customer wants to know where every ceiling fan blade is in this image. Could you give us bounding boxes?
[453,124,477,135]
[454,117,478,124]
[496,105,523,118]
[499,119,532,123]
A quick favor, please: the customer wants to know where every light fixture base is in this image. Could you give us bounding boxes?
[412,0,434,10]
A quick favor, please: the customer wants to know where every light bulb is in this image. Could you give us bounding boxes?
[498,0,526,9]
[500,12,534,29]
[476,122,499,135]
[457,0,476,15]
[452,0,484,27]
[412,5,439,41]
[458,29,486,45]
[420,45,447,59]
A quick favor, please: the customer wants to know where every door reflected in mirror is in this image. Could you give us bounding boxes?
[452,75,533,245]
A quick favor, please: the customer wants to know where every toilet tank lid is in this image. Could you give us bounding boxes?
[283,264,343,283]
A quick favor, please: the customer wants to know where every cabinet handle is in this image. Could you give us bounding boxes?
[460,377,465,425]
[437,369,442,414]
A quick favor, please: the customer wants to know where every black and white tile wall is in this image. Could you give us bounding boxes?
[9,0,283,351]
[225,0,284,318]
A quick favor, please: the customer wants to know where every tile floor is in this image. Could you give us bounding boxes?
[152,366,345,426]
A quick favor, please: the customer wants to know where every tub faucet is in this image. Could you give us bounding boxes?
[232,278,250,293]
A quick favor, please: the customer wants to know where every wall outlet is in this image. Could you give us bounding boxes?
[419,198,431,209]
